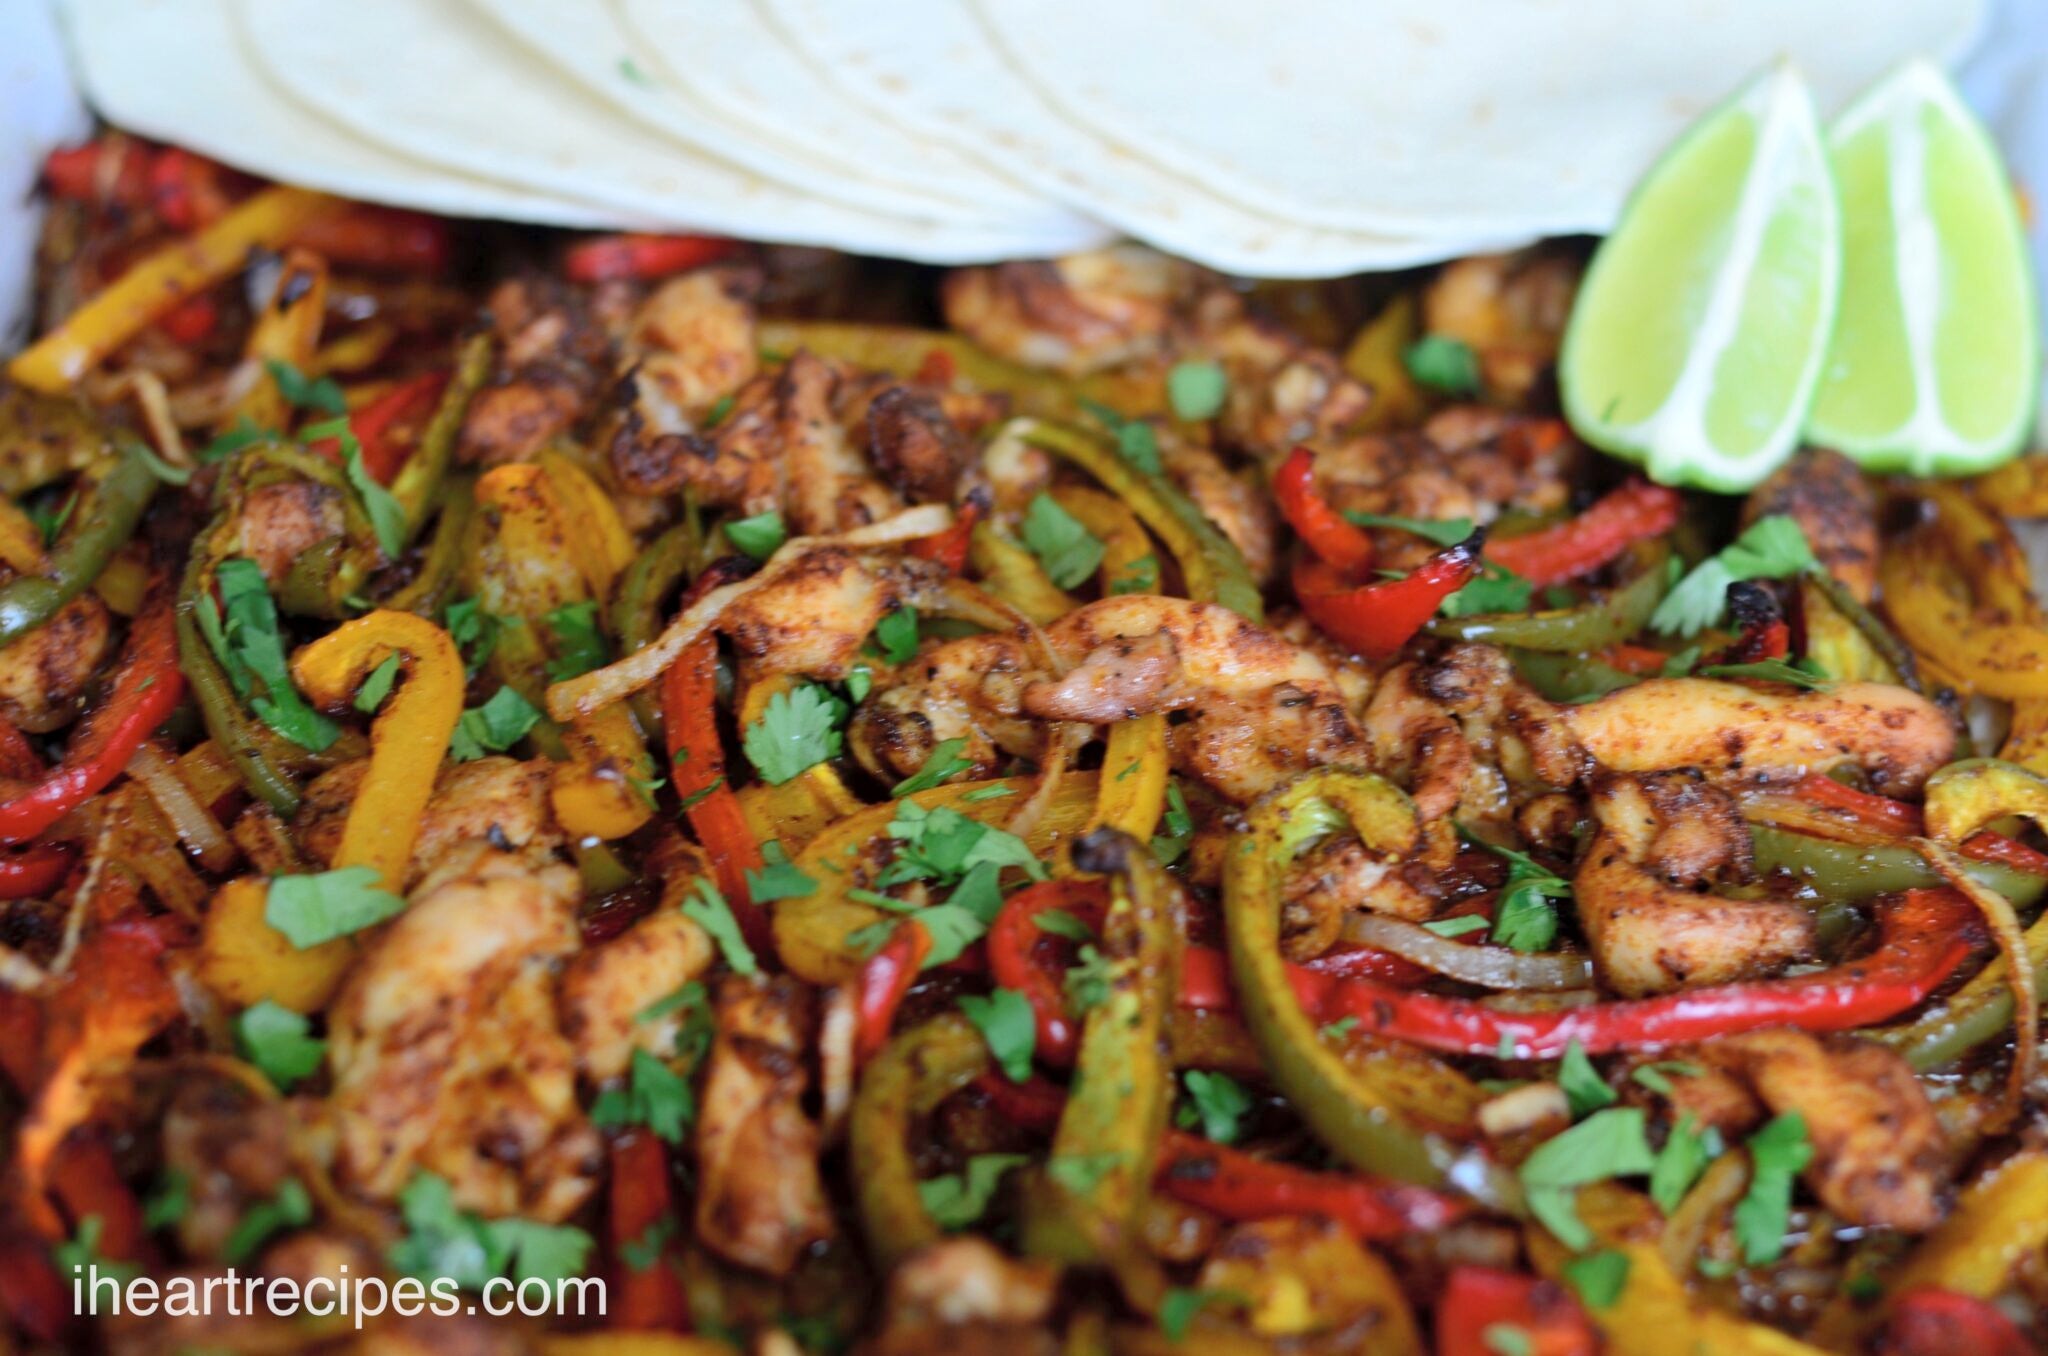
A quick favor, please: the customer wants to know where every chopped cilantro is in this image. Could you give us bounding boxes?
[892,737,973,796]
[448,686,541,762]
[959,988,1035,1082]
[264,359,346,416]
[223,1180,311,1265]
[206,558,341,751]
[1422,915,1488,938]
[1631,1061,1705,1098]
[235,1000,327,1090]
[1022,492,1105,589]
[354,653,401,714]
[1696,657,1832,690]
[874,606,919,665]
[1557,1039,1615,1119]
[919,1153,1028,1230]
[724,510,787,561]
[198,416,272,464]
[681,878,758,977]
[742,683,846,785]
[1160,1288,1246,1342]
[1652,515,1816,637]
[265,866,404,949]
[1403,335,1481,395]
[1650,1113,1722,1215]
[1517,1107,1657,1250]
[1080,399,1163,475]
[1046,1151,1122,1195]
[1109,551,1162,596]
[619,1217,675,1271]
[1036,908,1094,942]
[1151,782,1195,865]
[389,1172,592,1289]
[142,1171,190,1232]
[590,1047,693,1144]
[1063,944,1116,1015]
[1320,1015,1360,1041]
[745,840,817,903]
[1178,1070,1254,1144]
[443,596,508,677]
[1466,835,1571,953]
[1561,1249,1631,1310]
[1167,360,1229,421]
[1733,1112,1811,1265]
[543,600,609,683]
[1441,560,1533,618]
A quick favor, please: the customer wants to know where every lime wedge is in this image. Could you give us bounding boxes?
[1561,67,1840,493]
[1806,61,2038,475]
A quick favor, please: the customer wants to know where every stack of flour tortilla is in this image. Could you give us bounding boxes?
[60,0,1983,275]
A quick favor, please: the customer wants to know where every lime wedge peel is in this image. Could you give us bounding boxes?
[1805,60,2039,476]
[1561,65,1841,494]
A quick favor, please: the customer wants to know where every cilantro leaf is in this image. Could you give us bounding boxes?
[1046,1152,1122,1195]
[265,866,404,948]
[959,988,1035,1082]
[448,686,541,762]
[1733,1112,1811,1264]
[919,1153,1028,1230]
[354,653,401,714]
[1343,510,1476,546]
[1695,657,1833,690]
[742,683,845,785]
[1151,781,1195,865]
[873,606,919,665]
[1631,1061,1705,1097]
[223,1179,311,1265]
[210,558,341,752]
[543,600,609,682]
[892,737,973,796]
[681,878,759,977]
[303,415,408,559]
[1650,1113,1721,1215]
[744,840,816,903]
[1178,1070,1254,1144]
[1110,552,1162,596]
[1557,1040,1615,1120]
[1562,1250,1630,1310]
[1467,837,1571,953]
[443,596,508,677]
[1037,909,1094,942]
[590,1047,693,1144]
[142,1170,190,1232]
[1320,1015,1360,1041]
[235,1000,327,1090]
[1022,492,1105,590]
[619,1218,675,1272]
[1064,944,1116,1015]
[724,511,786,561]
[198,416,273,464]
[1167,360,1229,421]
[1403,335,1481,395]
[1652,515,1816,636]
[1518,1107,1657,1250]
[264,359,346,416]
[1485,1325,1535,1356]
[55,1216,138,1285]
[1422,915,1488,938]
[1080,400,1163,475]
[1160,1288,1246,1342]
[1441,560,1533,619]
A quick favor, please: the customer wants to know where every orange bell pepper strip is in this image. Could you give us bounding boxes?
[564,233,736,283]
[1484,480,1681,589]
[222,248,330,435]
[662,634,769,957]
[606,1131,689,1331]
[8,186,343,392]
[289,609,463,891]
[906,492,985,576]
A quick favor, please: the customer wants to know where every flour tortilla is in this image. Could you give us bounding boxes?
[458,0,1107,252]
[762,0,1510,277]
[62,0,628,227]
[972,0,1987,236]
[234,0,1108,263]
[617,0,1058,223]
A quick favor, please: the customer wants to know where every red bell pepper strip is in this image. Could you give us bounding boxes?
[0,596,182,845]
[157,293,220,346]
[146,147,230,232]
[1274,446,1376,575]
[1156,1133,1467,1240]
[1878,1289,2031,1356]
[309,370,450,484]
[1294,535,1485,663]
[294,207,452,274]
[1294,887,1980,1058]
[973,1074,1463,1239]
[856,922,933,1063]
[913,348,958,387]
[565,233,737,284]
[907,492,986,577]
[1434,1267,1596,1356]
[0,844,73,901]
[1596,643,1675,676]
[1791,773,2048,875]
[1483,480,1680,589]
[987,878,1110,1063]
[661,633,769,955]
[0,1233,68,1344]
[41,139,150,211]
[47,1137,150,1265]
[606,1131,689,1332]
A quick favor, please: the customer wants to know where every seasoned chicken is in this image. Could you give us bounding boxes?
[1185,288,1372,458]
[0,592,111,733]
[231,479,345,587]
[559,907,712,1083]
[942,245,1186,376]
[326,844,598,1223]
[1575,771,1814,997]
[619,266,759,434]
[1742,449,1879,603]
[158,1075,294,1262]
[1421,248,1581,402]
[860,1238,1061,1356]
[695,974,834,1275]
[458,275,613,466]
[297,756,557,889]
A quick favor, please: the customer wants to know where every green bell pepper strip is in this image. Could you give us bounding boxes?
[1748,823,2046,909]
[1022,828,1182,1267]
[391,332,492,545]
[0,442,160,647]
[1223,768,1511,1203]
[610,520,696,656]
[1020,420,1264,622]
[384,476,476,618]
[1510,649,1641,703]
[1806,568,1920,693]
[848,1013,992,1269]
[1425,540,1671,652]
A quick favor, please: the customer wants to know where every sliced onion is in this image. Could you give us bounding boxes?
[1339,913,1593,992]
[130,740,235,873]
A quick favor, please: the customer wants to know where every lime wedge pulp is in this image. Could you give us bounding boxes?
[1806,60,2039,475]
[1560,65,1841,493]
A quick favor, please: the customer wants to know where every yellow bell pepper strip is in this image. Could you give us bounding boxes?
[1923,757,2048,845]
[390,332,492,547]
[199,875,356,1014]
[1021,829,1181,1267]
[1881,518,2048,701]
[7,187,343,393]
[1888,1151,2048,1300]
[1224,768,1506,1198]
[221,249,329,435]
[538,448,637,602]
[1526,1186,1827,1356]
[1020,420,1264,621]
[1343,292,1429,433]
[1798,574,1905,688]
[289,609,464,891]
[848,1012,992,1268]
[775,774,1099,985]
[968,522,1075,625]
[0,499,46,576]
[753,320,1163,422]
[735,672,865,853]
[2002,700,2048,776]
